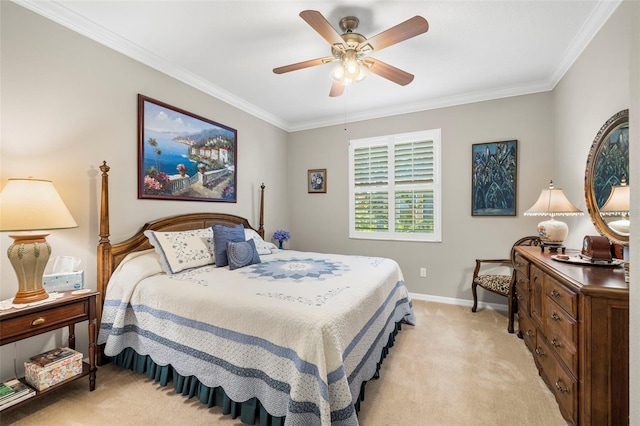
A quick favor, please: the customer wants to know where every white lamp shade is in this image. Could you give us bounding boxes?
[0,178,78,232]
[600,183,630,216]
[524,183,583,217]
[600,181,630,235]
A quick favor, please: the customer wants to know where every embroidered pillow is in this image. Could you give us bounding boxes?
[227,239,261,270]
[212,224,246,267]
[244,228,277,255]
[144,228,214,274]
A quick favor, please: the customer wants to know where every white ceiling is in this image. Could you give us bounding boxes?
[16,0,621,132]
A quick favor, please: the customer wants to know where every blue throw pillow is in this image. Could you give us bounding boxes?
[212,224,246,267]
[227,239,261,270]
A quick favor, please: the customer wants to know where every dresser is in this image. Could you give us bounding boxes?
[514,246,629,425]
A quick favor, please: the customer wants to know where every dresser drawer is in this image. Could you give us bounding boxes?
[536,337,577,424]
[518,311,536,354]
[545,304,578,376]
[545,300,577,345]
[545,275,577,318]
[513,252,530,277]
[0,300,89,342]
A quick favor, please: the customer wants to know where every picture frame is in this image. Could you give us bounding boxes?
[471,140,517,216]
[308,169,327,193]
[138,94,237,202]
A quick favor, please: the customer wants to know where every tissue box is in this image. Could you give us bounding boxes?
[24,347,83,391]
[42,271,84,292]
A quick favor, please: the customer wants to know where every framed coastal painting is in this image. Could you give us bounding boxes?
[138,94,237,202]
[308,169,327,193]
[471,140,517,216]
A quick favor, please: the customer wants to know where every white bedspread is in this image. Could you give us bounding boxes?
[98,249,414,426]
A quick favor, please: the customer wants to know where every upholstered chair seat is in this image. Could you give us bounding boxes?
[473,274,512,295]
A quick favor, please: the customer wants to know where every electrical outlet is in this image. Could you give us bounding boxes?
[419,268,427,277]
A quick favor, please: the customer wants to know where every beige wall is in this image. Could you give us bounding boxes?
[552,3,637,421]
[0,2,289,378]
[287,94,553,303]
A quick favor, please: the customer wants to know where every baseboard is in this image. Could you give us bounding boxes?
[409,292,508,313]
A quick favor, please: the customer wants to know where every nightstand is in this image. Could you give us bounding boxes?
[0,290,99,411]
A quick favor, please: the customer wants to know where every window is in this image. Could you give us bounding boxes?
[349,129,441,242]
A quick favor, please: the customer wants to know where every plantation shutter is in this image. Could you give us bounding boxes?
[349,129,441,242]
[394,140,435,233]
[353,145,389,232]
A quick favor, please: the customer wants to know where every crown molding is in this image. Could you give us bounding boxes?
[547,0,623,89]
[288,79,553,132]
[12,0,622,133]
[12,0,290,131]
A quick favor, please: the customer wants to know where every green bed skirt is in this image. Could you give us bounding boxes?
[110,321,404,425]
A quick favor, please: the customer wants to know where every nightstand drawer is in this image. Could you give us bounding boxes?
[0,300,89,342]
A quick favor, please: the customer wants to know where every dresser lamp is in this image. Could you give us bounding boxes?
[524,180,583,250]
[0,178,78,304]
[599,178,630,236]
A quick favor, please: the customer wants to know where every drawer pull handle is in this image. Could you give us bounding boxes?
[550,289,560,298]
[551,337,562,348]
[551,312,561,321]
[31,317,45,326]
[535,346,545,357]
[517,295,524,301]
[555,378,569,394]
[525,330,534,338]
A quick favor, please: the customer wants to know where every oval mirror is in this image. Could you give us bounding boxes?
[584,109,629,245]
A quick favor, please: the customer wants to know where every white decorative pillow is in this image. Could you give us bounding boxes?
[144,228,214,274]
[244,228,276,255]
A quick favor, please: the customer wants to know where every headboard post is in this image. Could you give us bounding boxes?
[259,183,265,239]
[96,161,112,338]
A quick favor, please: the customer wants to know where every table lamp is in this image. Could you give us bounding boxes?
[0,178,78,303]
[524,180,583,250]
[599,178,630,236]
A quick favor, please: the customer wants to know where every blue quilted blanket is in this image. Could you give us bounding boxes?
[98,249,414,425]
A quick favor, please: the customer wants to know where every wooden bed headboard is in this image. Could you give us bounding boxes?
[96,161,265,323]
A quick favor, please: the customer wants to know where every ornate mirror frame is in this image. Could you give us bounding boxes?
[584,109,629,245]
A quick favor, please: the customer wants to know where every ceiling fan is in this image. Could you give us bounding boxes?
[273,10,429,97]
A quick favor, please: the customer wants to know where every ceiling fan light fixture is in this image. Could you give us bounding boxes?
[344,62,360,80]
[274,10,429,97]
[330,63,345,81]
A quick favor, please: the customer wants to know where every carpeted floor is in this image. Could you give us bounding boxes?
[1,300,567,425]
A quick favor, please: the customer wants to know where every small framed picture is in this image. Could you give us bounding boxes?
[308,169,327,193]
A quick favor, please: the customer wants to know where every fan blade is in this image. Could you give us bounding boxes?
[273,57,336,74]
[358,16,428,52]
[300,10,347,49]
[329,81,345,97]
[367,59,415,86]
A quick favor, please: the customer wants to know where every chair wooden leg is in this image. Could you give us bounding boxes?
[471,282,478,312]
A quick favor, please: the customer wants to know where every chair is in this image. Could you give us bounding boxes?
[471,236,542,333]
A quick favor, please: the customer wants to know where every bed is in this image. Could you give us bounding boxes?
[96,162,415,426]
